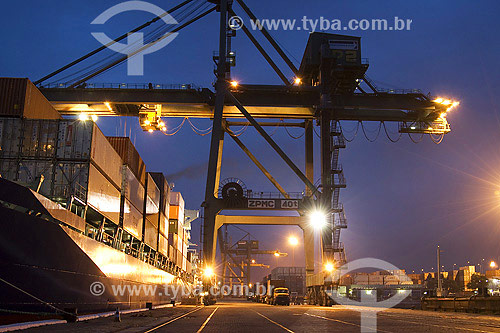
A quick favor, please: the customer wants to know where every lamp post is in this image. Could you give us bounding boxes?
[288,236,298,267]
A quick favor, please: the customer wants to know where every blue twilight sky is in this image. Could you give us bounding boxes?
[1,0,500,280]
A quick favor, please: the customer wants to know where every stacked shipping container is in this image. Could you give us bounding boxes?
[0,79,196,278]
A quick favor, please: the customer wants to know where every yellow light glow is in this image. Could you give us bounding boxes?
[79,113,89,121]
[325,263,334,272]
[159,121,165,127]
[91,115,98,122]
[148,129,154,133]
[251,259,256,264]
[274,252,280,257]
[144,120,151,125]
[204,267,215,278]
[294,78,302,85]
[433,98,444,104]
[491,261,497,268]
[230,81,238,88]
[162,127,167,132]
[309,210,327,229]
[249,283,253,288]
[288,236,299,246]
[104,102,112,111]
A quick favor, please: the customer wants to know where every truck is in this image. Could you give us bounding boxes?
[266,279,286,305]
[272,287,290,306]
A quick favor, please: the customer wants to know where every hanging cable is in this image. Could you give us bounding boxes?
[430,133,445,144]
[268,120,281,136]
[284,123,305,139]
[360,122,382,142]
[408,132,425,143]
[228,124,249,137]
[339,121,359,142]
[382,121,402,143]
[160,117,187,136]
[187,117,213,136]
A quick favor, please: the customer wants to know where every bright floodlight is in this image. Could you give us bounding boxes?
[79,113,89,121]
[204,267,215,278]
[491,261,497,269]
[230,80,239,88]
[294,77,302,85]
[288,236,299,246]
[325,263,334,272]
[309,210,327,229]
[274,252,280,257]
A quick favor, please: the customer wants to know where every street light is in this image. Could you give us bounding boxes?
[203,267,215,278]
[309,210,327,229]
[491,261,498,269]
[325,263,334,273]
[288,236,299,267]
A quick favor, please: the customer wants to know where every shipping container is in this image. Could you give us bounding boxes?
[168,233,178,250]
[53,162,89,203]
[168,216,183,234]
[158,234,168,257]
[107,137,146,186]
[122,165,145,213]
[87,164,121,224]
[145,173,160,215]
[144,216,158,249]
[21,119,59,158]
[91,127,123,188]
[168,245,176,263]
[0,118,21,158]
[123,198,143,239]
[149,172,170,218]
[176,250,183,268]
[56,120,93,160]
[170,192,185,208]
[0,78,61,119]
[158,212,168,236]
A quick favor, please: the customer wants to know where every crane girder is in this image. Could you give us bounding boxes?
[40,85,445,122]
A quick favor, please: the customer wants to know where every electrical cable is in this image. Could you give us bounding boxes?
[408,132,425,143]
[382,121,402,143]
[430,133,445,144]
[160,117,187,136]
[360,122,382,142]
[339,121,359,142]
[284,124,305,139]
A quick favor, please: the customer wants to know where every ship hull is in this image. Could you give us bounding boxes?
[0,204,183,322]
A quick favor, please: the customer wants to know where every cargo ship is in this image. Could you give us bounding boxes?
[0,78,198,321]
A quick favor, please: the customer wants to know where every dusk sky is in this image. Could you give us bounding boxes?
[2,0,500,281]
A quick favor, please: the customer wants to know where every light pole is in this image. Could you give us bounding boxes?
[437,245,443,297]
[288,236,298,267]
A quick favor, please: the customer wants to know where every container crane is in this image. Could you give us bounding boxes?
[35,0,458,305]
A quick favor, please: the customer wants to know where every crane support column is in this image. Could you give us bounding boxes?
[202,0,229,267]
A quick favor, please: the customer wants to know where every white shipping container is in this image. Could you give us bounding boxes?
[87,164,121,225]
[169,192,184,209]
[57,120,92,160]
[0,119,21,158]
